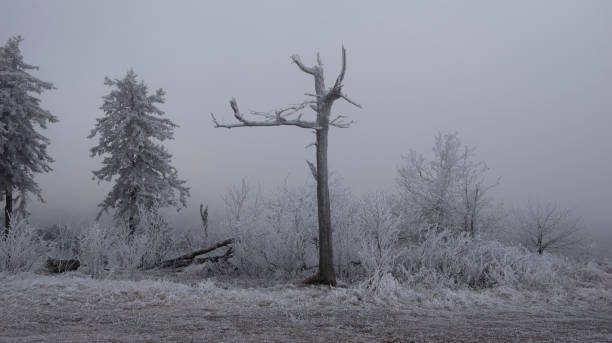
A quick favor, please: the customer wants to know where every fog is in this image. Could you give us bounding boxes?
[1,0,610,238]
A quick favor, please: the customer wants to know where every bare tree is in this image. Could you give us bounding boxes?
[517,202,581,255]
[457,145,500,237]
[211,47,361,285]
[398,133,499,237]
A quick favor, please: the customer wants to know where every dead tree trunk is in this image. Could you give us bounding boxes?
[154,238,234,269]
[315,124,335,284]
[211,47,360,286]
[4,190,12,236]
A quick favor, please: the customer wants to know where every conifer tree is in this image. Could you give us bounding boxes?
[0,36,57,234]
[89,70,189,235]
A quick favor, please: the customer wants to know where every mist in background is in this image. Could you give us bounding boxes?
[0,1,610,241]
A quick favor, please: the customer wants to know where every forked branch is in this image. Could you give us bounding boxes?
[329,47,362,109]
[291,54,318,76]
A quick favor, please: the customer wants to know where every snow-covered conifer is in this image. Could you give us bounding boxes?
[0,36,57,233]
[89,70,189,235]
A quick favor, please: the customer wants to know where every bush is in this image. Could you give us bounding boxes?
[76,213,184,277]
[112,230,175,270]
[356,192,405,294]
[211,178,362,279]
[0,220,45,272]
[45,224,80,259]
[78,223,115,278]
[390,230,579,290]
[218,179,318,277]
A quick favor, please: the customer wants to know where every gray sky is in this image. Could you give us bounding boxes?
[1,0,610,235]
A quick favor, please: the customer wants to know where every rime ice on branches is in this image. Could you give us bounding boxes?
[0,36,57,233]
[89,70,189,236]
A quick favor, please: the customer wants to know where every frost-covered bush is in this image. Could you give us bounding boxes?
[110,213,175,270]
[76,213,184,276]
[44,224,80,259]
[397,230,577,290]
[355,218,608,293]
[219,179,317,276]
[78,224,115,277]
[0,220,45,272]
[356,192,405,293]
[213,177,361,278]
[330,180,361,277]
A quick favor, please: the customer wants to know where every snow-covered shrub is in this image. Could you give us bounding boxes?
[220,179,317,276]
[570,261,609,285]
[357,192,405,293]
[399,230,575,290]
[110,213,175,270]
[75,211,182,275]
[0,220,45,272]
[330,179,361,278]
[213,177,362,278]
[78,223,115,277]
[45,224,80,259]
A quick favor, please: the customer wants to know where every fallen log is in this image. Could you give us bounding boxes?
[155,238,234,269]
[46,258,80,273]
[194,246,233,265]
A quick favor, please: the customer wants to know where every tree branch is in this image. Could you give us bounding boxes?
[306,160,317,179]
[340,93,363,109]
[211,98,320,130]
[291,54,317,75]
[333,46,347,91]
[329,114,354,128]
[327,46,362,109]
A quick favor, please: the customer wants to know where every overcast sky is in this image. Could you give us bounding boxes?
[1,0,610,235]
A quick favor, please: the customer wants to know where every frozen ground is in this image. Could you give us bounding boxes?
[0,272,610,342]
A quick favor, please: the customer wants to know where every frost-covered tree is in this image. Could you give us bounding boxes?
[89,70,189,236]
[0,36,57,234]
[517,202,581,255]
[211,47,361,285]
[397,133,499,237]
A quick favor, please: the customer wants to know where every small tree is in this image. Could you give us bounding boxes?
[457,140,501,237]
[0,36,57,234]
[517,202,581,255]
[397,133,499,237]
[211,47,361,285]
[89,70,189,236]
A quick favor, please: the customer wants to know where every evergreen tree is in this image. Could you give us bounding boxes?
[0,36,57,234]
[89,70,189,235]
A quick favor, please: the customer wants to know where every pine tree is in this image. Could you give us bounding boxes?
[0,36,57,234]
[89,70,189,235]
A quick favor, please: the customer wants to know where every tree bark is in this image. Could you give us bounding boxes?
[4,190,12,235]
[315,122,336,286]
